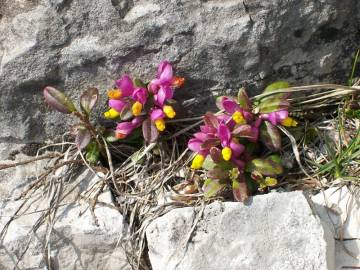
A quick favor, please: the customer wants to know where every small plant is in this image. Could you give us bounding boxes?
[43,86,102,162]
[187,82,298,202]
[103,60,184,143]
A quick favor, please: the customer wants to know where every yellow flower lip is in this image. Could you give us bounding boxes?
[281,117,298,127]
[132,101,143,116]
[155,118,166,132]
[232,111,246,124]
[107,88,122,100]
[191,154,205,169]
[221,147,232,161]
[163,105,176,119]
[104,108,120,119]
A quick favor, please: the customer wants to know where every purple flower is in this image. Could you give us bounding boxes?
[115,75,135,97]
[115,117,143,139]
[260,110,288,126]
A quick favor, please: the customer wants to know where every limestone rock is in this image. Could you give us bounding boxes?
[146,191,334,270]
[0,169,130,270]
[312,187,360,270]
[0,0,359,155]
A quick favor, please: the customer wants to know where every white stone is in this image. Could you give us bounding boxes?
[312,187,360,270]
[0,169,130,270]
[147,191,334,270]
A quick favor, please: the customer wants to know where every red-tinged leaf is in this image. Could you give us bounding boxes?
[207,168,229,180]
[232,175,249,202]
[142,118,158,143]
[80,87,99,115]
[245,158,283,176]
[260,122,281,151]
[250,170,263,181]
[203,112,219,128]
[201,138,220,150]
[120,103,133,120]
[75,127,91,149]
[237,87,251,111]
[209,147,222,163]
[43,86,76,114]
[203,178,226,198]
[232,124,253,138]
[258,98,290,113]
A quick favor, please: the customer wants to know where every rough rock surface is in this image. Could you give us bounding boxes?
[0,0,359,156]
[0,168,130,270]
[312,187,360,270]
[146,191,334,270]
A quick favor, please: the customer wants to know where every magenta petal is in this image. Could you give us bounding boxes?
[200,125,217,134]
[156,86,173,106]
[133,88,148,104]
[268,112,278,125]
[193,132,208,141]
[159,61,173,83]
[109,99,127,112]
[150,109,165,121]
[188,138,203,152]
[157,61,170,77]
[217,114,231,124]
[148,79,160,94]
[131,117,144,127]
[115,75,134,96]
[222,99,240,114]
[276,110,288,121]
[218,124,231,146]
[230,141,245,157]
[254,118,262,128]
[116,121,134,135]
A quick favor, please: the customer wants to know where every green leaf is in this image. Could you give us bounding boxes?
[237,87,251,111]
[202,155,216,170]
[203,179,226,198]
[264,81,290,93]
[85,142,100,164]
[264,177,278,187]
[232,175,249,202]
[260,122,282,151]
[258,98,290,113]
[134,78,146,88]
[80,87,99,115]
[246,158,283,176]
[142,118,159,143]
[207,167,229,180]
[43,86,76,114]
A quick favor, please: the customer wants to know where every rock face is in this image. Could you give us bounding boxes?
[312,187,360,270]
[0,0,359,156]
[0,168,130,270]
[146,191,334,270]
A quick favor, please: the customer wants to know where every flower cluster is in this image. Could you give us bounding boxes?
[187,82,298,201]
[103,61,184,142]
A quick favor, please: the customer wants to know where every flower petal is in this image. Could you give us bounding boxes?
[230,141,245,157]
[132,88,148,104]
[188,138,203,152]
[276,110,288,121]
[116,121,135,135]
[159,61,173,83]
[222,99,240,114]
[115,75,134,96]
[218,124,231,146]
[109,99,127,112]
[150,109,165,121]
[156,86,173,106]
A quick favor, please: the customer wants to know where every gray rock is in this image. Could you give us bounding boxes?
[146,191,334,270]
[0,169,130,270]
[312,187,360,270]
[0,0,359,156]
